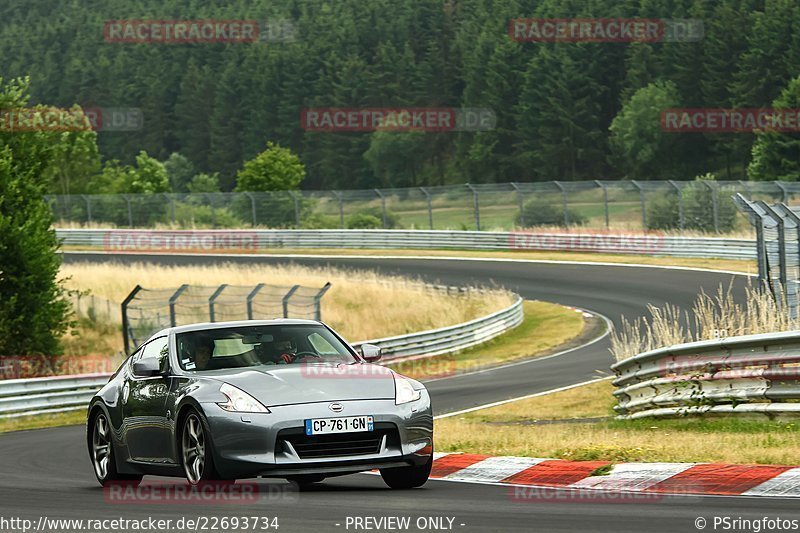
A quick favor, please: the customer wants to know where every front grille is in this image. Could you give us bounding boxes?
[278,423,399,459]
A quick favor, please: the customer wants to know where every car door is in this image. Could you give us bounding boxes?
[122,336,172,463]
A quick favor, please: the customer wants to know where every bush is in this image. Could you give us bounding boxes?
[515,198,586,228]
[299,212,339,229]
[346,213,383,229]
[646,174,737,232]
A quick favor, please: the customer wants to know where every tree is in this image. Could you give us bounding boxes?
[609,81,687,180]
[187,172,221,193]
[164,153,195,192]
[235,142,305,192]
[748,77,800,181]
[363,131,429,187]
[0,77,72,354]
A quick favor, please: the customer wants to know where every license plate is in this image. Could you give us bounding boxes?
[305,415,374,435]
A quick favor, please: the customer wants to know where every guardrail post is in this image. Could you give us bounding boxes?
[246,283,265,320]
[668,180,684,229]
[313,282,332,321]
[333,191,344,228]
[594,180,609,229]
[553,181,569,226]
[244,192,257,227]
[121,285,143,355]
[419,187,433,229]
[466,184,480,230]
[511,182,525,227]
[631,180,647,229]
[208,284,228,322]
[169,284,189,327]
[374,189,388,228]
[704,181,720,233]
[282,285,300,318]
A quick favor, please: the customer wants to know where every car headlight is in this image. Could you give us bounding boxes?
[218,383,270,413]
[394,375,422,405]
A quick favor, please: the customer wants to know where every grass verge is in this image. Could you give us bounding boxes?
[435,380,800,464]
[0,411,85,435]
[390,301,594,380]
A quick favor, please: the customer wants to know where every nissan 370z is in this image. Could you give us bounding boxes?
[86,320,433,489]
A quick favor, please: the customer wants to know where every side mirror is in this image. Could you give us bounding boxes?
[358,343,382,363]
[132,357,163,377]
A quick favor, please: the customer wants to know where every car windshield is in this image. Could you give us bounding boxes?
[176,324,356,372]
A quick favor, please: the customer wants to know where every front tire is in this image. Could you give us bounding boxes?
[380,454,432,489]
[181,410,220,485]
[90,411,142,487]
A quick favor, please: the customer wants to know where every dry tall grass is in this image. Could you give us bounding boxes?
[611,282,799,361]
[59,263,514,341]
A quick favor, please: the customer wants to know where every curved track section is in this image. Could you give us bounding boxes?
[2,252,795,533]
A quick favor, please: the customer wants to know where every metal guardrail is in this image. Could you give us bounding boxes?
[57,228,757,260]
[612,331,800,419]
[0,296,523,418]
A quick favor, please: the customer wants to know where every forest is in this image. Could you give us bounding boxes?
[2,0,799,193]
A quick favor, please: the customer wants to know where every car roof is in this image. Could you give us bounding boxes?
[154,319,324,338]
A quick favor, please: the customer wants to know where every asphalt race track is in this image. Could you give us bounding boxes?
[2,252,797,533]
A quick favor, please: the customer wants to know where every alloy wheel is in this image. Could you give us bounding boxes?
[182,413,205,484]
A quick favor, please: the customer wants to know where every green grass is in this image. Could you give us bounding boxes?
[389,300,590,380]
[436,380,800,464]
[0,410,85,434]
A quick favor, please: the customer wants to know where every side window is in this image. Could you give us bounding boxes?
[308,332,339,355]
[132,337,169,377]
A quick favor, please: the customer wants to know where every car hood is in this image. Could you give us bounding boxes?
[206,363,397,406]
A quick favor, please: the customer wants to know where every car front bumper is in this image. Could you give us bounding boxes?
[203,390,433,479]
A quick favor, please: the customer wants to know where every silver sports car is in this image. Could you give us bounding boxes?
[86,319,433,489]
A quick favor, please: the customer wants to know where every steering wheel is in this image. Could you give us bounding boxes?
[292,351,321,359]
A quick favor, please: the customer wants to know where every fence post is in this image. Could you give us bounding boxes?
[668,180,684,229]
[121,285,143,355]
[466,184,480,231]
[289,191,301,227]
[631,180,647,229]
[776,182,789,203]
[122,194,133,227]
[704,181,719,233]
[169,284,189,327]
[313,282,332,321]
[208,284,228,323]
[419,187,433,229]
[246,283,265,320]
[553,181,569,226]
[205,193,217,229]
[334,191,344,228]
[374,189,388,228]
[243,192,257,227]
[510,182,524,227]
[758,202,787,309]
[282,285,300,318]
[594,180,609,229]
[82,194,93,225]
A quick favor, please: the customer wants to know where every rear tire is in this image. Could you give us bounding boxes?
[90,411,143,487]
[380,454,432,489]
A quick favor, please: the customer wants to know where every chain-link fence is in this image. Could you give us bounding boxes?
[47,180,797,233]
[121,283,331,353]
[68,292,121,324]
[734,194,800,316]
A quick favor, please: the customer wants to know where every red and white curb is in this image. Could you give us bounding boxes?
[427,453,800,497]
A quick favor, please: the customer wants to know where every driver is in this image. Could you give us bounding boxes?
[193,336,215,370]
[258,338,297,365]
